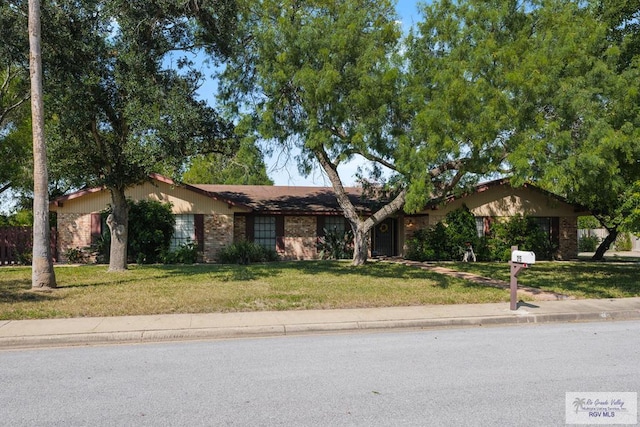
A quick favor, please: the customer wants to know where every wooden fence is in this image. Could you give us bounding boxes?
[0,227,57,265]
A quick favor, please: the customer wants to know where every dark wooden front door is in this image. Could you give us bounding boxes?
[372,218,397,257]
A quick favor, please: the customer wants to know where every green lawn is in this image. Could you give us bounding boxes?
[434,261,640,299]
[0,261,507,320]
[1,260,638,320]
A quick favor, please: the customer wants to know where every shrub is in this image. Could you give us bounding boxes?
[92,233,111,264]
[317,228,354,259]
[162,240,200,264]
[217,241,279,264]
[405,212,557,262]
[405,223,449,261]
[444,205,479,260]
[578,235,600,252]
[64,247,90,264]
[615,232,632,251]
[490,215,556,261]
[406,206,479,262]
[100,199,175,264]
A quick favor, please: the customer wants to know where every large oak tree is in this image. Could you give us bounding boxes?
[44,0,238,271]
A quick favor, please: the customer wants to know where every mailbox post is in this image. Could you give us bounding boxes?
[509,246,535,310]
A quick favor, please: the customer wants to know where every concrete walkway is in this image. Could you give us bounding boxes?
[1,297,639,349]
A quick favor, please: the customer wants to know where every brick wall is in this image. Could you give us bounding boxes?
[203,214,234,262]
[57,213,93,263]
[283,216,318,260]
[402,215,430,256]
[234,215,246,242]
[558,216,578,260]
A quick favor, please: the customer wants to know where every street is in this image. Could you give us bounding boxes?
[1,321,639,426]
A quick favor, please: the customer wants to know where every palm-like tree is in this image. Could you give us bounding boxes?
[573,398,586,414]
[28,0,56,289]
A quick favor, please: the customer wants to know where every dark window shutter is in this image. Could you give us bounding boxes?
[275,216,285,251]
[90,213,101,244]
[194,214,204,251]
[551,217,560,246]
[245,215,254,242]
[316,216,325,238]
[485,217,495,235]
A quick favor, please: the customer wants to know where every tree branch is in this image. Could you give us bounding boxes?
[314,146,361,226]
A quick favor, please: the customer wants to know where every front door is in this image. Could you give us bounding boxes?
[372,218,397,257]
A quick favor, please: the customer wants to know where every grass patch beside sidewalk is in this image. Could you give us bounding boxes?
[1,261,508,320]
[2,260,638,321]
[433,261,640,299]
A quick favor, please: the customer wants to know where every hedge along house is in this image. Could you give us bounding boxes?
[403,179,589,259]
[50,174,588,263]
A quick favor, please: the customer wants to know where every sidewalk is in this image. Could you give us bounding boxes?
[1,297,640,349]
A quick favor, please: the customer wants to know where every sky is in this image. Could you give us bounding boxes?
[234,1,424,187]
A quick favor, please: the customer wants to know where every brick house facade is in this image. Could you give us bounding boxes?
[50,174,586,263]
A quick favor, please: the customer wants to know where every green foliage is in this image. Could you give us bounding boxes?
[490,215,556,261]
[183,139,273,185]
[35,0,238,270]
[578,235,600,252]
[63,247,91,264]
[128,200,175,264]
[101,199,176,264]
[621,181,640,232]
[217,241,280,264]
[162,241,199,265]
[444,206,479,260]
[405,223,449,261]
[615,232,633,252]
[317,228,354,260]
[0,209,33,226]
[406,207,479,261]
[44,0,238,192]
[405,0,639,258]
[578,216,601,230]
[406,212,556,262]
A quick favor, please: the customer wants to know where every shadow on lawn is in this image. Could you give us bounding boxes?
[526,263,640,298]
[158,260,460,288]
[0,278,61,303]
[441,261,640,299]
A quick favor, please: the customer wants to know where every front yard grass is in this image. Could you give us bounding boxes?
[1,261,507,320]
[1,260,638,320]
[434,261,640,299]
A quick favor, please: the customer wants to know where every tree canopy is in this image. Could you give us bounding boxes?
[182,139,273,185]
[0,2,31,197]
[41,0,239,270]
[408,0,639,259]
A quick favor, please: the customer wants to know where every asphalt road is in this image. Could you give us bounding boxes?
[1,321,639,426]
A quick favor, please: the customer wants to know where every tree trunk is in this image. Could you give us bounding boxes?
[351,225,369,266]
[592,227,618,261]
[29,0,56,289]
[107,187,129,271]
[313,147,407,266]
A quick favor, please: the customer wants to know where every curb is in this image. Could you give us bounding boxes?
[2,308,639,349]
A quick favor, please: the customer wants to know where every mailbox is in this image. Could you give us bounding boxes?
[511,250,535,265]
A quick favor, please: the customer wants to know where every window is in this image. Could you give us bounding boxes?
[475,217,484,237]
[171,214,195,250]
[324,216,346,235]
[254,216,276,250]
[532,217,551,236]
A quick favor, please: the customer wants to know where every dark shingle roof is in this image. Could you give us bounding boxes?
[191,184,373,214]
